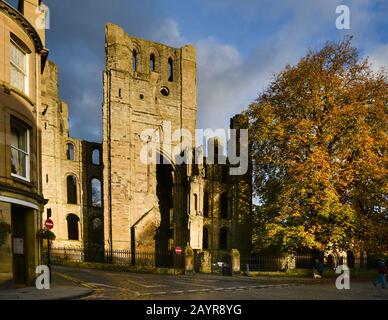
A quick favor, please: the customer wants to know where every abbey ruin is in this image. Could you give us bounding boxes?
[40,23,253,264]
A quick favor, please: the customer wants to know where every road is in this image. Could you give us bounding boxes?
[52,265,388,300]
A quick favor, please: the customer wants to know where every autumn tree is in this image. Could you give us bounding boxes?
[248,37,387,254]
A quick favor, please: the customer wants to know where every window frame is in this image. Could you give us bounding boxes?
[220,192,228,219]
[91,149,100,165]
[168,57,173,82]
[66,175,78,204]
[10,39,29,96]
[150,53,156,72]
[66,143,75,161]
[219,227,229,250]
[91,178,102,208]
[66,214,80,241]
[132,49,137,72]
[203,192,209,218]
[10,118,30,182]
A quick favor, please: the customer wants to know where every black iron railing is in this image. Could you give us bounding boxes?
[42,246,182,269]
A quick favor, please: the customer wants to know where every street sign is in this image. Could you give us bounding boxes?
[175,246,182,255]
[45,218,54,230]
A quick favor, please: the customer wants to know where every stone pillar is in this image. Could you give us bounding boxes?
[287,253,296,270]
[185,246,194,274]
[199,250,212,273]
[230,249,240,274]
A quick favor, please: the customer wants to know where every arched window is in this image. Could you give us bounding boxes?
[219,227,228,250]
[168,58,173,81]
[67,143,74,160]
[92,149,100,165]
[150,53,155,72]
[203,227,209,250]
[220,192,228,219]
[91,178,102,208]
[67,214,79,240]
[132,50,137,72]
[203,192,209,217]
[67,175,77,204]
[193,193,198,212]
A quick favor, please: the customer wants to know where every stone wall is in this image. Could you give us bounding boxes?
[102,23,200,252]
[40,61,103,249]
[39,23,252,264]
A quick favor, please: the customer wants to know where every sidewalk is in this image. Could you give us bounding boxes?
[0,271,93,300]
[0,285,93,300]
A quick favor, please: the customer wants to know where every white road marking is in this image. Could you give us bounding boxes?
[123,279,167,288]
[174,281,215,288]
[88,283,117,289]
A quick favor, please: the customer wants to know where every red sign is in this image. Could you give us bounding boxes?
[45,218,54,230]
[175,246,182,255]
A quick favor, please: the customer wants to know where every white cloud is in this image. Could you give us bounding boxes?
[196,37,242,75]
[153,18,185,48]
[367,43,388,73]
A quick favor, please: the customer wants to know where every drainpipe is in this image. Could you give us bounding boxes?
[36,52,41,264]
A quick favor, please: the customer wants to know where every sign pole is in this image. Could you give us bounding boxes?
[175,246,182,274]
[44,215,54,285]
[47,231,51,284]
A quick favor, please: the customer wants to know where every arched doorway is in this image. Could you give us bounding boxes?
[155,153,174,267]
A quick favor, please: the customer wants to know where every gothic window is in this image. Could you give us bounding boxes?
[91,178,102,208]
[132,50,137,72]
[168,57,173,81]
[150,53,155,72]
[67,175,77,204]
[219,227,228,250]
[67,143,74,160]
[220,192,228,219]
[203,192,209,217]
[203,227,209,250]
[92,149,100,165]
[67,214,79,241]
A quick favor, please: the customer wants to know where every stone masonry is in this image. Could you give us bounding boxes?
[38,22,252,264]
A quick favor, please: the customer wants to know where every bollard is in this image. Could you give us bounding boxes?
[230,249,240,275]
[184,246,194,275]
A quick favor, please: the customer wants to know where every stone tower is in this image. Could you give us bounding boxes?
[102,23,202,255]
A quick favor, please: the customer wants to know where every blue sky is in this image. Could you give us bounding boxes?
[7,0,388,142]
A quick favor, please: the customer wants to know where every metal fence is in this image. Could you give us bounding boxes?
[43,246,183,269]
[240,252,324,272]
[43,246,382,273]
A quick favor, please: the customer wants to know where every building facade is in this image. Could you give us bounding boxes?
[38,23,252,266]
[0,0,48,286]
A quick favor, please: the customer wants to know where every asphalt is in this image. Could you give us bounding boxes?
[50,265,388,300]
[1,266,386,300]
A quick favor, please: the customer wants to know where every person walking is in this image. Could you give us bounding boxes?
[373,259,387,288]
